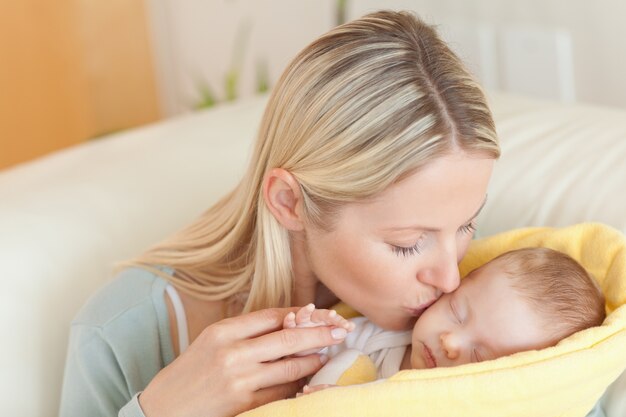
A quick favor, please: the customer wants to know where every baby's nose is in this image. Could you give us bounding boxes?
[440,333,460,360]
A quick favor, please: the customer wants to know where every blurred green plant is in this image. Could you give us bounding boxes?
[196,17,266,110]
[224,69,239,102]
[336,0,348,26]
[256,58,269,94]
[194,82,217,110]
[194,1,350,110]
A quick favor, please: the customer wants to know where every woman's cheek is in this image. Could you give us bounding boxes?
[344,242,398,292]
[456,234,473,263]
[351,242,390,280]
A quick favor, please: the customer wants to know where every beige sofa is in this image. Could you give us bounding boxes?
[1,92,625,416]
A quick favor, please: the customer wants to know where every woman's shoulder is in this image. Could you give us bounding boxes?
[61,266,177,411]
[72,265,172,329]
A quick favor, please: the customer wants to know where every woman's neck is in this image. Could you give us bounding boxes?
[290,232,339,308]
[292,279,339,308]
[314,282,340,309]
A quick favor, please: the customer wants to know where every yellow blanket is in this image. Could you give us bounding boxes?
[240,223,626,417]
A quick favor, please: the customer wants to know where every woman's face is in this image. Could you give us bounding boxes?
[303,153,495,330]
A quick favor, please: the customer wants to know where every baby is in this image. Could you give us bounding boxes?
[285,247,606,393]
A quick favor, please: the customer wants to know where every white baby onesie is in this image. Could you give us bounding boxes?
[309,317,412,385]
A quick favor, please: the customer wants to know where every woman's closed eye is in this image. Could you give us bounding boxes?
[458,221,476,235]
[390,221,474,258]
[390,234,426,257]
[391,241,424,257]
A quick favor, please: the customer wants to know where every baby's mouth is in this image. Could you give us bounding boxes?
[422,342,438,368]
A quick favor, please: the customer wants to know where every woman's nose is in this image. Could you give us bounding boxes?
[440,332,461,360]
[435,260,460,293]
[418,245,460,294]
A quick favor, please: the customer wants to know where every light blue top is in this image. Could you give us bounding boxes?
[59,266,175,417]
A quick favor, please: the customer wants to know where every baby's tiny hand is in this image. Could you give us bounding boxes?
[283,303,355,332]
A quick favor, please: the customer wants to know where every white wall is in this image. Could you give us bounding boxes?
[145,0,336,116]
[349,0,626,108]
[145,0,626,115]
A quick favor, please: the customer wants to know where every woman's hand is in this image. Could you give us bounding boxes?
[138,307,348,417]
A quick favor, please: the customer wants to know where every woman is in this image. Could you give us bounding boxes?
[60,10,499,417]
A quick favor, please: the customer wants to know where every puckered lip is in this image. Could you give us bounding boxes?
[406,298,438,317]
[422,342,438,368]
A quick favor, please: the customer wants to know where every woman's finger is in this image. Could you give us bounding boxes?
[212,307,301,341]
[250,354,328,390]
[242,325,347,362]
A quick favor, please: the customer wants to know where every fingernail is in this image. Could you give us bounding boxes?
[331,327,347,339]
[320,354,329,364]
[303,384,310,392]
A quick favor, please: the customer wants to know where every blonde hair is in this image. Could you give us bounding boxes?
[119,10,500,315]
[495,247,606,342]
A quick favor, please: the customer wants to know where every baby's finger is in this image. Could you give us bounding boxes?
[311,309,353,331]
[295,303,315,325]
[283,312,296,329]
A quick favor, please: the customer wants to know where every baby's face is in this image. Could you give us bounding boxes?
[409,259,553,369]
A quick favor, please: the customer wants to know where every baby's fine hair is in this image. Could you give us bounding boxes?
[495,247,605,343]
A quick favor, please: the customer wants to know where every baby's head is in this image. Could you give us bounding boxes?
[409,247,605,369]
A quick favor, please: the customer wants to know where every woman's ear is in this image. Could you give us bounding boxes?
[262,168,306,231]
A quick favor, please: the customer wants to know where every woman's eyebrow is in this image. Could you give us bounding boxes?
[380,195,488,232]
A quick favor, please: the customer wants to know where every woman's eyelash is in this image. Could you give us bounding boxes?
[391,242,423,257]
[391,224,473,257]
[458,221,476,235]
